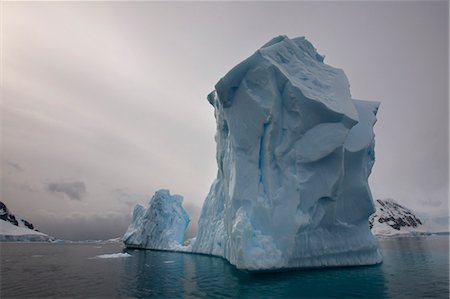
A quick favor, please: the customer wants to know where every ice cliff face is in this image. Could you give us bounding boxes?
[191,36,382,270]
[123,190,190,250]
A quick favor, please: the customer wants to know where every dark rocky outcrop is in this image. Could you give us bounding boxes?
[0,201,38,231]
[370,199,422,231]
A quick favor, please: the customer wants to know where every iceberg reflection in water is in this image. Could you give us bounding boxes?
[120,248,388,298]
[119,236,448,298]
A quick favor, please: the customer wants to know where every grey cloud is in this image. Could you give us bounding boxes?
[112,188,147,208]
[6,161,23,172]
[19,183,38,193]
[47,181,87,201]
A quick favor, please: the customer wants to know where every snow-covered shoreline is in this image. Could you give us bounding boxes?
[375,231,449,238]
[0,219,51,242]
[0,201,52,242]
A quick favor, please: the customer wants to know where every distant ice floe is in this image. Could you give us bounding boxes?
[92,253,132,259]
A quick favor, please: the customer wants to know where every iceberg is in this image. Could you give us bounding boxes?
[124,36,382,271]
[123,189,190,250]
[192,36,382,270]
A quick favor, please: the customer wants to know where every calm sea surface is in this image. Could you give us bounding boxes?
[1,235,448,298]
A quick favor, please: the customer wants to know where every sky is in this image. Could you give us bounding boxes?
[1,1,448,240]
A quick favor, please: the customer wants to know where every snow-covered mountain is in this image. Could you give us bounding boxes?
[0,201,51,242]
[370,199,448,236]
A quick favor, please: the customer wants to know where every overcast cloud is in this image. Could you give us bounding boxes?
[47,181,87,201]
[1,1,448,240]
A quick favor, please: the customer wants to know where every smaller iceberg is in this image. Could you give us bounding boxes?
[123,189,190,250]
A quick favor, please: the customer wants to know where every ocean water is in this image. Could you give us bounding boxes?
[1,235,448,298]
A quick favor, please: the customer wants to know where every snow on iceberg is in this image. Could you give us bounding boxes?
[191,35,382,270]
[123,189,190,250]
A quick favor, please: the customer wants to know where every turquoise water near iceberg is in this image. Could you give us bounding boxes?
[1,235,448,298]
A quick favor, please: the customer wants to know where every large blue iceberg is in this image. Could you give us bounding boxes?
[124,36,382,271]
